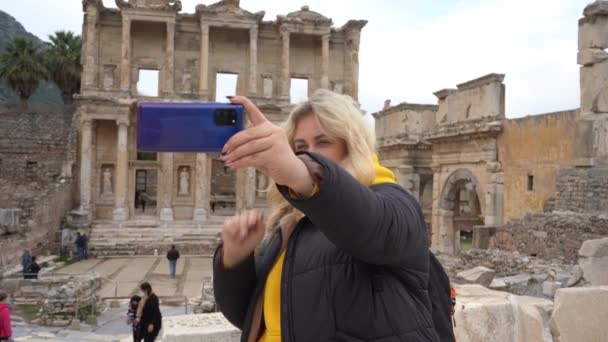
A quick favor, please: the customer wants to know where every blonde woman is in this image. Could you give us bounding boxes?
[214,90,437,341]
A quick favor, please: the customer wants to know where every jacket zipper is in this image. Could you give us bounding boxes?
[281,220,303,342]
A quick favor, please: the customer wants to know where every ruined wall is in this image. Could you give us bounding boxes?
[434,74,505,125]
[553,167,608,213]
[499,110,579,221]
[0,109,78,266]
[374,103,437,146]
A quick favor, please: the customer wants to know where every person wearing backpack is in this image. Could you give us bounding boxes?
[213,91,445,341]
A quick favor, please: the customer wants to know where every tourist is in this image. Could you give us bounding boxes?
[0,290,11,342]
[139,191,149,213]
[74,232,86,261]
[213,91,437,341]
[166,245,180,278]
[21,249,31,278]
[136,282,161,342]
[127,295,142,342]
[82,233,90,260]
[25,256,41,280]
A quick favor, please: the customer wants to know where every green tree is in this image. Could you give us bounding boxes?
[45,31,82,104]
[0,37,47,111]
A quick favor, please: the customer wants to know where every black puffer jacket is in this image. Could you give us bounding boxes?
[214,153,438,342]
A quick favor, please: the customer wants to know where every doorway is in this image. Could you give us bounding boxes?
[134,169,158,216]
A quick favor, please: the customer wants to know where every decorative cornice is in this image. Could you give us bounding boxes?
[196,0,265,23]
[456,73,505,91]
[115,0,182,12]
[340,19,368,32]
[372,102,438,118]
[279,5,332,26]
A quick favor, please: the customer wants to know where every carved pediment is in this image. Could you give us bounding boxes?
[196,0,265,22]
[283,6,332,26]
[115,0,182,12]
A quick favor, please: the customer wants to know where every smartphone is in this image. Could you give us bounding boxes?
[137,102,245,153]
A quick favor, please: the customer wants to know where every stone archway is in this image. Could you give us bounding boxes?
[437,169,485,254]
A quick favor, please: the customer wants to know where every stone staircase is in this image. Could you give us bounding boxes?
[88,218,225,257]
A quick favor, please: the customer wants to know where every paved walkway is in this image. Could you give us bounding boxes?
[56,256,213,300]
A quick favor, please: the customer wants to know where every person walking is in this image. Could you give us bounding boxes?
[136,282,161,342]
[21,250,31,279]
[139,191,149,213]
[82,233,90,260]
[127,295,142,342]
[166,245,180,278]
[0,291,11,342]
[213,91,438,341]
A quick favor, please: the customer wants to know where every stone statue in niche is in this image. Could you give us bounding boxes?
[102,168,113,195]
[179,167,190,195]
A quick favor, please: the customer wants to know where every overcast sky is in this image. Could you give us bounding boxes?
[1,0,588,119]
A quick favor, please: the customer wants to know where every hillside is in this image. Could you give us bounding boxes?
[0,10,63,112]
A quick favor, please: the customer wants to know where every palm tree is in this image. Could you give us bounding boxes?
[0,37,47,111]
[45,31,82,104]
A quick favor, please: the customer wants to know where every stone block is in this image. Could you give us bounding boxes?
[578,48,608,66]
[578,237,608,286]
[161,313,240,342]
[550,287,608,342]
[579,16,608,50]
[542,281,562,299]
[456,266,496,287]
[454,284,550,342]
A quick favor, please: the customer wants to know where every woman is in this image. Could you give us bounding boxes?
[0,290,11,342]
[136,282,161,342]
[214,89,436,341]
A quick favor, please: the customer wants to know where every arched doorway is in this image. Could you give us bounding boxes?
[437,169,484,254]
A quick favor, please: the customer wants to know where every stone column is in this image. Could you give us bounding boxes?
[236,168,256,212]
[120,16,132,92]
[321,34,330,89]
[79,119,94,218]
[159,153,174,222]
[165,21,175,94]
[82,5,99,89]
[438,209,455,254]
[346,30,361,100]
[280,27,290,100]
[113,119,129,221]
[249,26,258,95]
[199,23,210,99]
[193,153,212,222]
[430,167,442,250]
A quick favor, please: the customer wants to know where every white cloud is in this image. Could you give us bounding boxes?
[2,0,588,119]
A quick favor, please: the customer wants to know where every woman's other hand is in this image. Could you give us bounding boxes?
[221,210,265,268]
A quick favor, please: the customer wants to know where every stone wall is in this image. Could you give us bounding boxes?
[553,167,608,214]
[500,211,608,262]
[499,110,579,221]
[0,108,78,267]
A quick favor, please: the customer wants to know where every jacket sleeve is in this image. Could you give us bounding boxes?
[212,245,257,329]
[0,308,11,338]
[277,152,428,270]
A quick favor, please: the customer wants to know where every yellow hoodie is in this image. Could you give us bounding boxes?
[258,155,396,342]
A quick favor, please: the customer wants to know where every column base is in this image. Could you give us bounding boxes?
[160,208,174,222]
[112,207,129,222]
[193,208,208,223]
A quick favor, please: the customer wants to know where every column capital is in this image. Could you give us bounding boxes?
[250,25,258,35]
[116,118,130,127]
[122,15,131,26]
[200,22,210,33]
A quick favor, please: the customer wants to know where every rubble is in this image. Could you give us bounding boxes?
[455,266,496,287]
[550,287,608,342]
[578,237,608,286]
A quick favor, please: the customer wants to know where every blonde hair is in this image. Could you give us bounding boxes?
[265,89,376,231]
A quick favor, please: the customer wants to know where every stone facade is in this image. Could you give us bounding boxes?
[77,0,365,225]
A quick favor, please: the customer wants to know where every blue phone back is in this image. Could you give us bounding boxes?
[137,102,245,153]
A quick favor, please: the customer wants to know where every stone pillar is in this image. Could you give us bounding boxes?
[113,119,129,221]
[321,34,330,89]
[438,209,455,254]
[249,26,258,96]
[120,16,132,92]
[280,27,290,100]
[79,119,94,218]
[395,166,420,201]
[165,21,175,94]
[159,153,174,222]
[346,30,361,100]
[236,168,256,212]
[82,5,99,89]
[430,167,442,250]
[199,23,210,99]
[193,153,212,222]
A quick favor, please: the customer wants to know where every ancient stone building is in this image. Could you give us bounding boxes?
[77,0,365,224]
[374,1,608,255]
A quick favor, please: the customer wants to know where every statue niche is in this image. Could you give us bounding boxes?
[178,166,190,195]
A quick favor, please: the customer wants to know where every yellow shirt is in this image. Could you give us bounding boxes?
[257,155,395,342]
